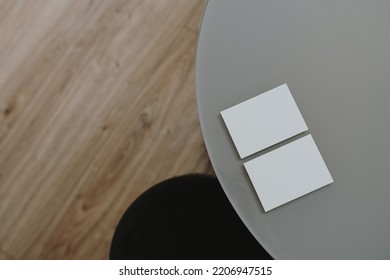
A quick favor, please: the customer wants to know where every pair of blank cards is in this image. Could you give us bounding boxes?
[221,84,333,212]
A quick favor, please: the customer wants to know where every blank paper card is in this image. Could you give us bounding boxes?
[244,135,334,212]
[221,84,308,159]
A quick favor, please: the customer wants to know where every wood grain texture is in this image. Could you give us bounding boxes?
[0,247,13,260]
[0,0,211,259]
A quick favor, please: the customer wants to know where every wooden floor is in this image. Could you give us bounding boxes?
[0,0,212,259]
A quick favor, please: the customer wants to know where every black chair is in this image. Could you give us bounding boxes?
[110,174,272,259]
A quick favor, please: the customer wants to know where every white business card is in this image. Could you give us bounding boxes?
[244,135,334,212]
[221,84,308,159]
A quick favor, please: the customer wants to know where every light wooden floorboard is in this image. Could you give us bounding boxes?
[0,0,211,259]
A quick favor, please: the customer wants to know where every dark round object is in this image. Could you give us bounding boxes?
[110,174,272,259]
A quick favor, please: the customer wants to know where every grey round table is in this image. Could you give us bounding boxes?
[196,0,390,259]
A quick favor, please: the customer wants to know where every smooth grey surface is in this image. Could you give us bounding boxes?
[196,0,390,259]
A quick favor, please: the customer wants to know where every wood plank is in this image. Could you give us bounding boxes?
[185,0,208,32]
[0,247,13,260]
[0,0,209,259]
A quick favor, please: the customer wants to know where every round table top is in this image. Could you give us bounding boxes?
[196,0,390,259]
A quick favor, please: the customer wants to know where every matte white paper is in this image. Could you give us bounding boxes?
[244,135,334,212]
[221,84,308,158]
